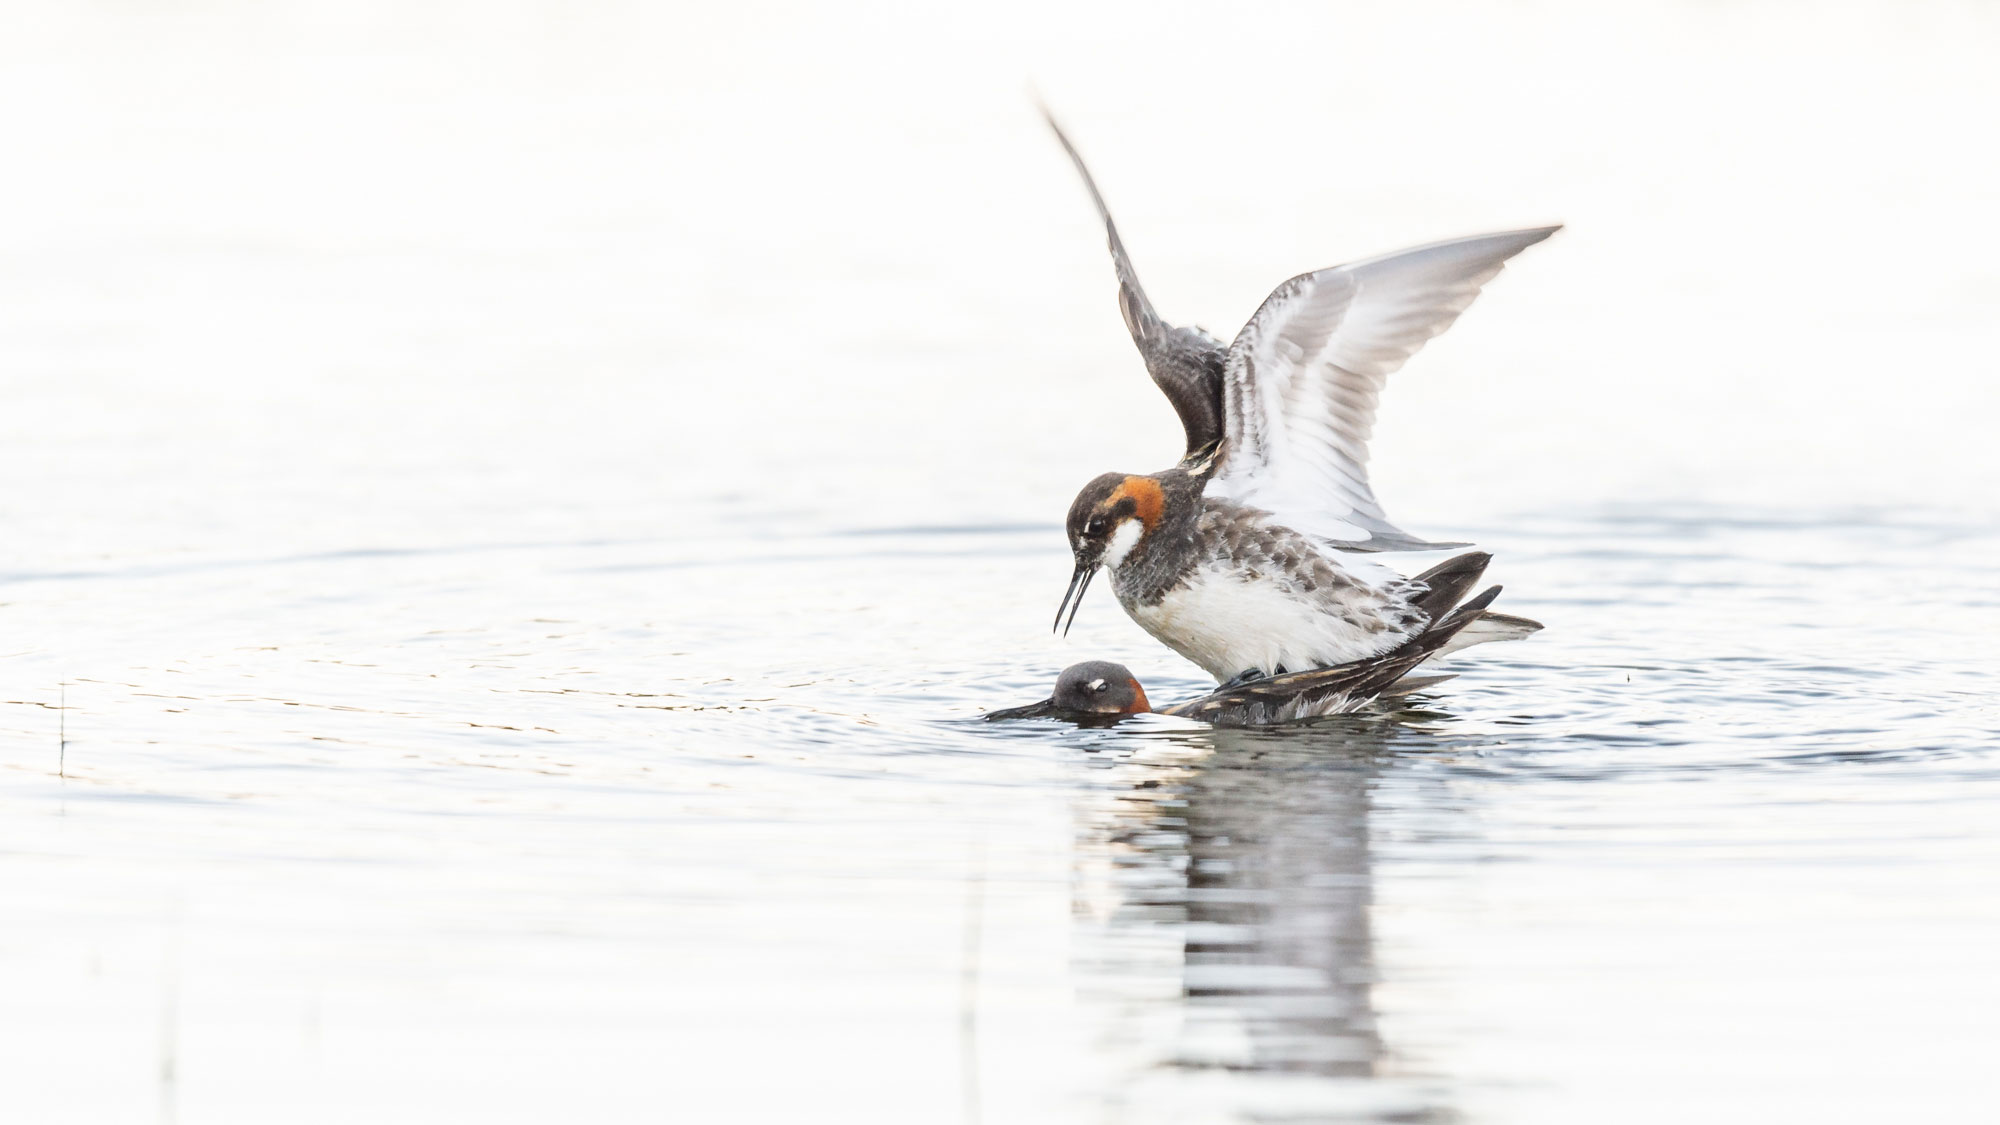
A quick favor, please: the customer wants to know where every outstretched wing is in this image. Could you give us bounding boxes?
[1042,108,1226,456]
[1213,226,1560,551]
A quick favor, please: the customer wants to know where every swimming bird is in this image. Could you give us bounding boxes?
[994,568,1522,727]
[1043,111,1556,682]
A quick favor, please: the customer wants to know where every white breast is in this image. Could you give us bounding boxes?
[1123,566,1407,682]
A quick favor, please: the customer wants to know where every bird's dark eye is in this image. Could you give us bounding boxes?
[1085,517,1106,537]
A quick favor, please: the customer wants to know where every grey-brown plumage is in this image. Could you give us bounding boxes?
[1119,497,1427,632]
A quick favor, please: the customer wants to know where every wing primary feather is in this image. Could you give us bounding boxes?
[1040,106,1227,455]
[1038,104,1161,343]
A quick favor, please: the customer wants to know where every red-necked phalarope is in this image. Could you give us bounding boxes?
[995,562,1526,727]
[1043,111,1556,683]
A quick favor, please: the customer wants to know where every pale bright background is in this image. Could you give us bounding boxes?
[2,2,1997,1123]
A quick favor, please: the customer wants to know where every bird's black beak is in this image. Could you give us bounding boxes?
[983,697,1059,721]
[1053,560,1097,636]
[983,696,1127,727]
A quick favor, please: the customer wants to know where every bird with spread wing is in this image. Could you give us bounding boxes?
[1043,111,1554,684]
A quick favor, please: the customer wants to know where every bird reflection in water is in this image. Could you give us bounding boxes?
[1070,716,1457,1121]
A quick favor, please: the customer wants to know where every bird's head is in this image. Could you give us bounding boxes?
[1054,472,1162,635]
[983,660,1151,724]
[1053,440,1222,636]
[1051,661,1152,715]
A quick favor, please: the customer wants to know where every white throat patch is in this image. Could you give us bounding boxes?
[1101,519,1144,571]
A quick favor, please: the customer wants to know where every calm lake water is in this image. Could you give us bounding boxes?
[4,3,1998,1122]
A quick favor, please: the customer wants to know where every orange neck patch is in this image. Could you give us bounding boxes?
[1124,677,1152,714]
[1111,476,1165,531]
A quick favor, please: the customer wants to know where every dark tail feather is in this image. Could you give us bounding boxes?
[1410,551,1491,620]
[1434,608,1544,658]
[1433,583,1503,633]
[1379,672,1456,696]
[1475,611,1542,634]
[1338,585,1501,697]
[1412,553,1542,658]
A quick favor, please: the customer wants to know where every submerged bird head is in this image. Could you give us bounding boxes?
[984,660,1151,723]
[1052,660,1152,714]
[1053,441,1222,636]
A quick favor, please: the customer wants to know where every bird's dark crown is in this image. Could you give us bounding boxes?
[1065,473,1145,553]
[1051,661,1151,715]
